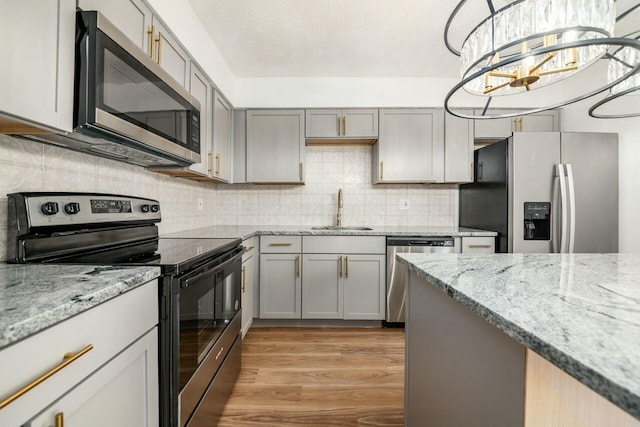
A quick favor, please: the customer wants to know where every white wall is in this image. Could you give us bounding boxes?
[560,95,640,253]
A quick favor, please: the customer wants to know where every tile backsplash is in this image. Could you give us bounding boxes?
[215,146,457,228]
[0,137,456,261]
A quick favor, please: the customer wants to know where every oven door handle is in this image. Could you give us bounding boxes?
[180,248,244,289]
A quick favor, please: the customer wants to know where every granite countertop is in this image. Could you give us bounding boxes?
[0,264,161,350]
[398,253,640,420]
[162,225,497,240]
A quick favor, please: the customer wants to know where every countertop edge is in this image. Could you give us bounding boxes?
[0,267,161,351]
[398,256,640,421]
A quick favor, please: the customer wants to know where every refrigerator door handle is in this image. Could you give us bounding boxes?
[552,175,560,253]
[566,163,576,253]
[557,163,568,253]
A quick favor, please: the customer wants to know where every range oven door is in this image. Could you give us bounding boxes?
[171,247,243,427]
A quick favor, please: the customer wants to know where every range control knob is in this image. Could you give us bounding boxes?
[150,204,160,213]
[141,204,150,213]
[41,202,59,216]
[64,202,81,215]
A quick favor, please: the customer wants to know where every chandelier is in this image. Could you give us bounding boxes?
[443,0,640,119]
[589,2,640,118]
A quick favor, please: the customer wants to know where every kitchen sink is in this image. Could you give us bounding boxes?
[311,226,373,231]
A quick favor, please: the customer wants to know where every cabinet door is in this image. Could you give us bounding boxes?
[246,110,305,183]
[374,109,443,183]
[259,254,302,318]
[188,65,212,176]
[302,254,343,319]
[213,92,233,182]
[77,0,152,53]
[27,328,159,427]
[474,109,514,140]
[241,255,254,337]
[520,110,559,132]
[343,109,378,137]
[444,111,474,183]
[343,255,385,320]
[461,237,495,253]
[305,109,341,138]
[0,0,74,132]
[151,18,190,88]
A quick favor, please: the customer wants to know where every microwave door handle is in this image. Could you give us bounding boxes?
[557,164,568,253]
[565,164,576,254]
[181,248,245,289]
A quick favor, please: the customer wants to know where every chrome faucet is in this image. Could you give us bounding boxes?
[336,188,343,227]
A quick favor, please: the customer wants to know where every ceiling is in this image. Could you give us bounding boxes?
[186,0,505,78]
[187,0,639,80]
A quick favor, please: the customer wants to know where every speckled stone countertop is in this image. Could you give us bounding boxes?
[0,264,161,350]
[162,225,496,240]
[398,253,640,420]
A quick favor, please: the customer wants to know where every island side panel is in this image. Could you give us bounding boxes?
[406,270,526,427]
[524,350,640,427]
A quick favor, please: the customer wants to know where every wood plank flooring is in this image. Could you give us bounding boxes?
[218,327,405,427]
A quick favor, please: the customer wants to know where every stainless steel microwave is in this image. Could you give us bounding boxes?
[20,11,201,168]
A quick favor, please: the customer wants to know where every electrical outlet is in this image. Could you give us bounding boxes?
[399,199,409,210]
[197,198,204,211]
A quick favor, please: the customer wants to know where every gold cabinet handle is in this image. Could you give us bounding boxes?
[242,266,246,293]
[147,25,155,58]
[207,151,213,174]
[300,162,304,181]
[155,32,162,65]
[296,255,300,278]
[468,244,493,249]
[269,243,292,247]
[0,344,93,410]
[337,116,341,136]
[342,116,346,136]
[246,245,255,252]
[339,256,343,278]
[345,256,349,278]
[215,154,221,175]
[55,412,64,427]
[380,161,384,180]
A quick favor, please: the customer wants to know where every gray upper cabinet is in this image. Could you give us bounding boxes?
[233,110,247,183]
[186,65,212,177]
[444,111,474,183]
[305,109,378,142]
[246,110,305,184]
[150,18,190,88]
[373,109,444,184]
[212,92,232,182]
[0,0,75,133]
[474,109,560,140]
[77,0,152,53]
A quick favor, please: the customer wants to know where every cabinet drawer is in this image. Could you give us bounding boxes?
[242,237,258,261]
[303,236,386,254]
[461,237,495,253]
[260,236,302,253]
[0,280,158,425]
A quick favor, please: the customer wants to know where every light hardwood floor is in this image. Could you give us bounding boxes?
[218,327,405,427]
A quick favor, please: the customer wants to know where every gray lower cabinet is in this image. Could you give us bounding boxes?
[241,237,258,337]
[259,236,302,319]
[301,236,386,321]
[373,109,444,183]
[246,110,305,183]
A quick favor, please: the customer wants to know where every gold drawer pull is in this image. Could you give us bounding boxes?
[468,244,492,249]
[296,256,301,278]
[56,412,64,427]
[269,243,293,247]
[246,245,255,252]
[0,344,94,410]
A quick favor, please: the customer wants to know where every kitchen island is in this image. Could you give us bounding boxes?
[399,253,640,427]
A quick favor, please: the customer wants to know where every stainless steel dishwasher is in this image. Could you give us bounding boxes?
[386,236,457,324]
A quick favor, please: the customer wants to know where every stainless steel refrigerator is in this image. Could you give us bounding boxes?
[459,132,618,253]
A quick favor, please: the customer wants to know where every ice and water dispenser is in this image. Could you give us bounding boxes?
[524,202,551,240]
